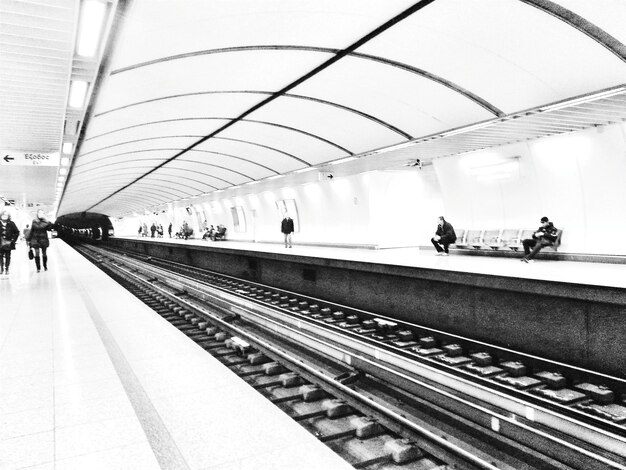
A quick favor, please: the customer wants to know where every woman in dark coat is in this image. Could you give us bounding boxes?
[26,209,55,272]
[0,210,20,275]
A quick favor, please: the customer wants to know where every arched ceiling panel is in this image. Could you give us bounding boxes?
[138,168,225,190]
[94,51,335,113]
[73,161,169,179]
[217,121,349,166]
[82,121,220,151]
[161,160,252,185]
[109,0,417,69]
[178,151,277,180]
[246,95,406,154]
[290,57,496,139]
[79,136,201,162]
[358,0,626,113]
[193,138,300,173]
[84,93,259,138]
[73,151,172,174]
[66,180,193,200]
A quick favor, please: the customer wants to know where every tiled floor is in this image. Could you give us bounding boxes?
[0,240,352,470]
[125,236,626,289]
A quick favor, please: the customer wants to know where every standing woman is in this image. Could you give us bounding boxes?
[0,210,20,275]
[26,209,54,272]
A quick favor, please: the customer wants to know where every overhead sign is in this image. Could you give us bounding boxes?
[1,151,59,167]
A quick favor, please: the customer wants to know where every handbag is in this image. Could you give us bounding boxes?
[0,238,11,251]
[28,248,34,260]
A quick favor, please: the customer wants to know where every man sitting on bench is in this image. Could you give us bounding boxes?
[212,225,227,241]
[521,216,558,263]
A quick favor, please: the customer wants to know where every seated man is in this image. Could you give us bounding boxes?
[431,216,456,256]
[521,216,558,263]
[212,225,227,241]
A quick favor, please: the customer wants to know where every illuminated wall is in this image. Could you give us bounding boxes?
[113,121,626,255]
[434,122,626,254]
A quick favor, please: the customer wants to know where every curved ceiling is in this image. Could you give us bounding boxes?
[58,0,626,217]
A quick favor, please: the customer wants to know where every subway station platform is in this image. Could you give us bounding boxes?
[120,236,626,290]
[0,240,352,470]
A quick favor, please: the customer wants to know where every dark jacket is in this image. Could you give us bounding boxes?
[533,222,558,243]
[436,221,456,243]
[26,218,54,249]
[281,217,294,234]
[0,220,19,250]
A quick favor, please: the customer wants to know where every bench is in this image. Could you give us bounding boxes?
[212,227,227,241]
[453,228,563,252]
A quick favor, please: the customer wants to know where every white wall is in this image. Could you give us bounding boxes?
[433,122,626,254]
[111,121,626,254]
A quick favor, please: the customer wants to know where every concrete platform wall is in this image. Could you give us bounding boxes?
[107,238,626,378]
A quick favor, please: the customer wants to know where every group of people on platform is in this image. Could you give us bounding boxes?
[0,209,56,276]
[431,215,559,262]
[201,224,227,241]
[137,213,295,247]
[138,222,167,238]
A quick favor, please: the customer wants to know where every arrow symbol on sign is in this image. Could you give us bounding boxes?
[3,155,14,163]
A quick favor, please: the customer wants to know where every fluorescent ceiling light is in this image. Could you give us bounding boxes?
[60,157,70,166]
[62,143,73,154]
[469,160,519,176]
[476,173,512,181]
[537,85,626,113]
[267,174,284,180]
[294,167,315,174]
[329,157,357,165]
[68,80,88,108]
[58,176,65,182]
[76,0,107,57]
[59,168,68,176]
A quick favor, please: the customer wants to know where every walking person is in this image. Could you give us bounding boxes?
[281,212,294,248]
[0,210,19,275]
[168,222,172,238]
[26,209,55,273]
[431,216,457,256]
[521,216,559,263]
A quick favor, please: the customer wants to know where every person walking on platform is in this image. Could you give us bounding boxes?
[431,216,456,256]
[281,213,294,248]
[26,209,55,273]
[0,210,19,275]
[150,223,156,238]
[521,216,558,263]
[168,222,172,238]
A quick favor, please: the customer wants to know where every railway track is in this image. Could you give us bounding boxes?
[75,243,626,470]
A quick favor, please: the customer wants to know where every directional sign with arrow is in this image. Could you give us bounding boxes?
[0,151,59,166]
